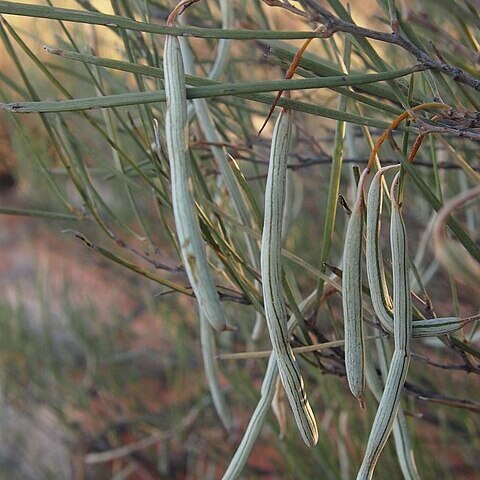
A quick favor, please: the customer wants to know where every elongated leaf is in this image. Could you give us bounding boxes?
[0,1,330,40]
[2,65,422,113]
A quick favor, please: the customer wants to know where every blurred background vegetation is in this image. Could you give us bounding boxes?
[0,0,479,479]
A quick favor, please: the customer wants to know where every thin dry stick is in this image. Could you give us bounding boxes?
[262,0,308,18]
[406,113,445,163]
[217,336,383,360]
[85,400,204,464]
[302,0,480,91]
[86,435,166,464]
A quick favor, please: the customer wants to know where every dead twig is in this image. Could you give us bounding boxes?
[302,0,480,91]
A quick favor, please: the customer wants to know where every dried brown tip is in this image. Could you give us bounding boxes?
[367,102,451,171]
[352,167,370,212]
[167,0,202,25]
[338,194,352,215]
[319,285,338,305]
[222,323,238,333]
[257,34,317,136]
[257,90,283,136]
[407,133,426,163]
[323,262,342,279]
[462,314,480,325]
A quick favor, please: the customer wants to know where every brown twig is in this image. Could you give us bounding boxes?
[224,152,480,181]
[302,0,480,91]
[405,382,480,412]
[417,124,480,142]
[367,102,452,170]
[407,11,480,65]
[262,0,308,18]
[411,352,479,372]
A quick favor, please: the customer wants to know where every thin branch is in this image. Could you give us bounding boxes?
[411,352,479,372]
[217,336,384,360]
[155,286,249,305]
[303,0,480,91]
[262,0,308,18]
[407,11,480,65]
[418,123,480,142]
[405,382,480,412]
[85,398,206,464]
[228,156,479,181]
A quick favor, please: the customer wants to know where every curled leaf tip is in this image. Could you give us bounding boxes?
[258,32,317,136]
[167,0,202,26]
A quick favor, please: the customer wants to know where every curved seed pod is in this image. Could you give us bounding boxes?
[366,165,474,337]
[164,33,227,332]
[433,184,480,285]
[357,172,412,480]
[182,0,233,119]
[282,169,304,241]
[393,406,421,480]
[222,291,317,480]
[366,164,399,330]
[208,0,233,81]
[365,337,421,480]
[342,168,369,404]
[221,354,278,480]
[254,169,304,341]
[261,108,318,447]
[200,312,231,431]
[177,33,264,343]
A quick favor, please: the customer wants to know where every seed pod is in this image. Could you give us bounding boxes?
[393,406,421,480]
[200,312,231,431]
[366,165,474,337]
[177,35,265,342]
[365,337,421,480]
[208,0,233,80]
[261,107,318,447]
[164,33,227,332]
[342,168,369,404]
[433,184,480,285]
[357,173,412,480]
[222,290,317,480]
[366,165,398,329]
[222,354,278,480]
